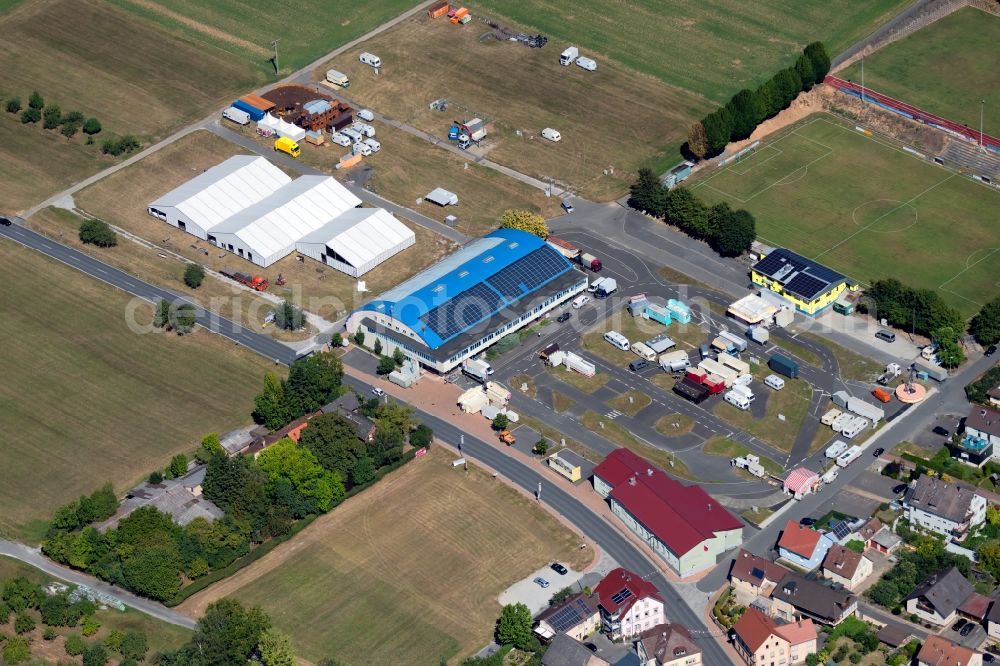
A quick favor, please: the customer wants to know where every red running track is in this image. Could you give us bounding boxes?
[825,75,1000,152]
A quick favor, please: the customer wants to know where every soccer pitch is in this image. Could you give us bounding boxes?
[691,115,1000,317]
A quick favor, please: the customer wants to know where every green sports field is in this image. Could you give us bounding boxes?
[839,7,1000,137]
[690,114,1000,317]
[470,0,910,104]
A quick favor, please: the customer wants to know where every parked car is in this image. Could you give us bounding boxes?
[629,359,650,372]
[371,387,385,397]
[873,448,884,457]
[533,577,550,588]
[556,312,571,323]
[799,517,816,526]
[550,562,568,575]
[952,619,968,632]
[561,201,574,214]
[933,426,951,437]
[892,483,908,495]
[0,217,11,226]
[960,622,975,636]
[983,653,995,663]
[987,345,998,357]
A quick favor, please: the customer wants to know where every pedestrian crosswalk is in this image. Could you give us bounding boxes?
[605,409,623,420]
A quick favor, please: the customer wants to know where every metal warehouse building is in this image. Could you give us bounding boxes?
[147,156,413,273]
[345,228,588,373]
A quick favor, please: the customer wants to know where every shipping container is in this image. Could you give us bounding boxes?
[768,354,799,379]
[685,367,708,384]
[703,374,726,394]
[428,0,449,18]
[644,303,672,326]
[674,378,709,404]
[666,299,692,324]
[749,326,769,345]
[915,362,948,382]
[231,99,265,122]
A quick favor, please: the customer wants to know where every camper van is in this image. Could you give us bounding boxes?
[764,374,786,391]
[630,342,656,361]
[359,52,381,68]
[274,137,301,158]
[575,56,597,71]
[331,132,352,147]
[659,350,690,372]
[354,141,372,157]
[222,106,250,125]
[325,69,350,87]
[541,127,562,142]
[357,109,375,122]
[604,331,630,351]
[724,391,752,411]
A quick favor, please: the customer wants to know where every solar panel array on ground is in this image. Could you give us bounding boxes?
[418,246,570,341]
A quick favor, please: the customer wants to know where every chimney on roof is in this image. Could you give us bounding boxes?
[629,476,637,486]
[708,503,712,511]
[647,468,653,476]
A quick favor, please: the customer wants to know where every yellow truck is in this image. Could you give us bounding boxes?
[274,137,300,158]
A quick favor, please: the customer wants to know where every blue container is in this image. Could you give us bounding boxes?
[448,125,460,141]
[231,99,265,122]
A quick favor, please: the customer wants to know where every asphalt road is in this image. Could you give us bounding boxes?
[0,540,196,629]
[0,221,297,365]
[337,376,732,664]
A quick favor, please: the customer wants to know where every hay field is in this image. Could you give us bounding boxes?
[180,448,592,665]
[0,240,274,540]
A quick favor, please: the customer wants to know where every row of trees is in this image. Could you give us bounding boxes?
[253,351,344,430]
[6,90,102,139]
[629,171,756,256]
[0,574,149,666]
[859,278,966,366]
[687,42,831,158]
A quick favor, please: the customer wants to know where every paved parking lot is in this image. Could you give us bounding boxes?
[498,564,586,615]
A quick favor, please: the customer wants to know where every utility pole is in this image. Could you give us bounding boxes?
[981,99,986,151]
[270,39,280,75]
[860,55,865,104]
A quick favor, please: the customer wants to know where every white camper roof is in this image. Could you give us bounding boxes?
[149,156,290,231]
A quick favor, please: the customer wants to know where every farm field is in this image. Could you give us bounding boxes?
[470,0,910,104]
[180,447,592,665]
[317,14,712,200]
[0,556,193,656]
[839,7,1000,136]
[690,114,1000,317]
[108,0,421,75]
[0,240,274,540]
[73,130,458,320]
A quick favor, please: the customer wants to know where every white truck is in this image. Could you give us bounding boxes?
[824,440,849,459]
[587,277,606,293]
[462,359,493,382]
[222,106,251,125]
[559,46,579,66]
[595,277,617,298]
[836,446,863,468]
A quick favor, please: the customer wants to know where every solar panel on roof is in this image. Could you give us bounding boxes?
[420,282,504,340]
[486,246,568,300]
[548,600,589,632]
[786,274,828,300]
[753,252,796,278]
[610,588,633,605]
[750,567,765,580]
[831,520,852,541]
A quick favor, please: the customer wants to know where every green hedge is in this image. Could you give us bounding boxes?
[167,450,418,606]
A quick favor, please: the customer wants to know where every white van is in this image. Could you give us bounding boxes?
[326,69,350,87]
[587,277,605,293]
[341,127,364,144]
[724,391,751,411]
[355,141,372,157]
[360,52,381,68]
[733,373,753,387]
[730,384,754,402]
[222,106,250,125]
[352,122,376,138]
[572,294,590,309]
[363,138,381,153]
[541,127,562,142]
[357,109,375,122]
[764,374,785,391]
[630,342,656,361]
[604,331,630,351]
[331,132,352,147]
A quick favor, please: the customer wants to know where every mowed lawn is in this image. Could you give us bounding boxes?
[839,7,1000,136]
[0,241,274,539]
[320,14,712,200]
[108,0,422,75]
[182,448,592,665]
[690,114,1000,316]
[470,0,910,104]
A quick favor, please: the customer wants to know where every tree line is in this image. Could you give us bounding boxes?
[687,42,830,159]
[859,279,967,366]
[42,351,430,605]
[0,574,149,666]
[629,170,756,256]
[6,90,102,140]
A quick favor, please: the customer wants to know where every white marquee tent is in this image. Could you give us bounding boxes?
[295,207,415,277]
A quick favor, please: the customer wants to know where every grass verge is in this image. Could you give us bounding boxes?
[581,411,691,479]
[654,414,694,437]
[702,437,784,475]
[606,390,651,417]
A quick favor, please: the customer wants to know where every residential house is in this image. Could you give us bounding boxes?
[965,406,1000,450]
[776,520,835,571]
[260,413,312,448]
[822,543,873,591]
[915,635,983,666]
[986,595,1000,640]
[535,593,601,642]
[320,392,377,442]
[593,567,665,640]
[905,567,975,627]
[541,633,609,666]
[784,468,820,500]
[856,518,902,555]
[634,624,702,666]
[729,549,790,606]
[96,466,223,531]
[904,474,986,539]
[732,607,817,666]
[770,572,857,626]
[987,386,1000,409]
[593,449,743,576]
[876,624,912,650]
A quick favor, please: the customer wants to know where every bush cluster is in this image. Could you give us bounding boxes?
[5,90,100,140]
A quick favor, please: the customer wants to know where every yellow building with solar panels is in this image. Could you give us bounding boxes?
[750,248,857,316]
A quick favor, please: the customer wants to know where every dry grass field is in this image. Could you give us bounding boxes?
[316,15,712,200]
[72,130,458,319]
[180,447,592,665]
[0,240,274,540]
